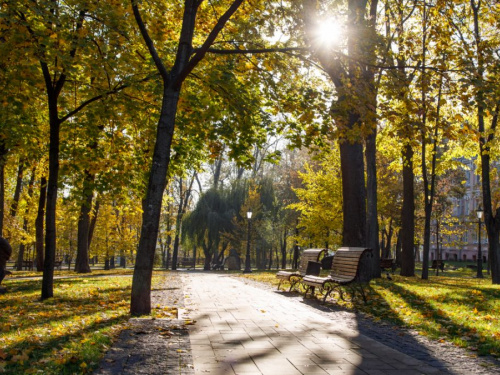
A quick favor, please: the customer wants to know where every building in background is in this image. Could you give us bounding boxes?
[430,158,488,263]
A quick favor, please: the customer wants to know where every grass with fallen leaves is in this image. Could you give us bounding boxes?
[0,271,174,374]
[241,267,500,358]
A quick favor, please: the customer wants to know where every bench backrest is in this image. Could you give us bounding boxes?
[330,247,372,281]
[298,249,327,275]
[380,258,394,268]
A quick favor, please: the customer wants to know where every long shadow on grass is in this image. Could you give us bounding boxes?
[366,281,500,358]
[2,314,129,374]
[0,279,131,338]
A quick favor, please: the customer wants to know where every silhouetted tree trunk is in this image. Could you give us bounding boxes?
[340,137,366,246]
[75,172,94,273]
[172,176,194,270]
[35,177,47,271]
[11,159,24,219]
[0,141,7,237]
[16,169,35,271]
[292,223,299,269]
[12,160,25,271]
[401,144,415,276]
[281,228,287,269]
[395,229,402,267]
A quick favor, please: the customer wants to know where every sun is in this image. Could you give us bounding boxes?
[315,19,344,47]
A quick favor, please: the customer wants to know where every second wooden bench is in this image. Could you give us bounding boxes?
[276,248,327,292]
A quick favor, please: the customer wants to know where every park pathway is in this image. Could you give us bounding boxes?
[182,272,500,375]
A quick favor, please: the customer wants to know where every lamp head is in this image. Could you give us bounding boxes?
[247,211,253,219]
[476,206,483,220]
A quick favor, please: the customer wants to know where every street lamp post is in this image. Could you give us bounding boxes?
[476,206,484,279]
[243,211,252,273]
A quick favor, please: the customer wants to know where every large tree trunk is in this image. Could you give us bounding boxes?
[339,135,366,247]
[131,89,180,315]
[479,105,500,284]
[479,128,500,284]
[471,0,500,284]
[400,143,415,276]
[42,95,61,300]
[366,128,380,278]
[74,172,94,273]
[35,177,47,271]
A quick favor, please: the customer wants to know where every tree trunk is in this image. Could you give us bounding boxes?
[35,177,47,272]
[10,159,24,219]
[281,228,287,269]
[0,141,7,237]
[339,135,366,247]
[213,156,223,189]
[400,143,415,276]
[421,204,432,279]
[14,161,26,271]
[172,177,190,270]
[202,243,212,270]
[479,106,500,283]
[131,89,180,315]
[88,199,99,248]
[395,229,402,267]
[75,172,94,273]
[472,0,500,284]
[292,223,299,269]
[366,127,380,278]
[42,92,61,300]
[16,169,35,272]
[382,223,393,259]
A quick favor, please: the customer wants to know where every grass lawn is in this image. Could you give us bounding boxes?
[0,270,175,374]
[241,266,500,358]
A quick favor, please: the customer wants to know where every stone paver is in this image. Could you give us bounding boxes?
[183,273,471,375]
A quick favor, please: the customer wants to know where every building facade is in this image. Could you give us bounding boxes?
[429,158,488,263]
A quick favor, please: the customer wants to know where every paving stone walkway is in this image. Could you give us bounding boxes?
[95,271,500,375]
[183,273,500,375]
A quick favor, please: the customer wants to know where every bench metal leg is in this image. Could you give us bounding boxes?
[303,285,315,298]
[277,279,283,291]
[321,283,335,302]
[289,276,301,292]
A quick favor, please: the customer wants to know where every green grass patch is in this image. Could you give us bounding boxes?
[0,271,172,374]
[241,270,500,358]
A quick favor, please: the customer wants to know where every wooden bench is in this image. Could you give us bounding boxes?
[22,260,34,270]
[302,247,372,303]
[380,258,396,279]
[179,257,196,269]
[54,260,63,270]
[276,249,327,292]
[431,259,445,271]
